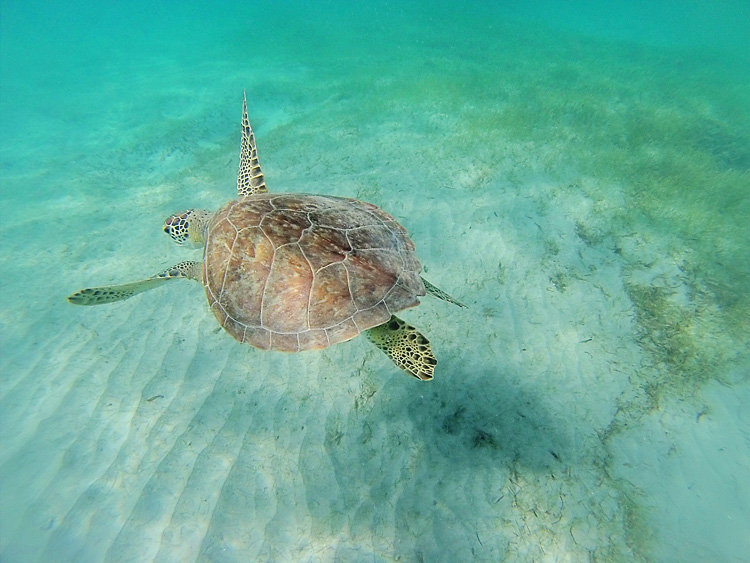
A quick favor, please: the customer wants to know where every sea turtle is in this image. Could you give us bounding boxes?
[68,94,464,380]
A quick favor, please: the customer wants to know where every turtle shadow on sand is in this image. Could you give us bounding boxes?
[350,359,572,475]
[407,369,571,472]
[303,360,580,559]
[68,93,466,381]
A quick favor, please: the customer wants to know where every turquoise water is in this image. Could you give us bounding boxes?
[1,1,749,561]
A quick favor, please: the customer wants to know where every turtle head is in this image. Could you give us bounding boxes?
[163,209,211,247]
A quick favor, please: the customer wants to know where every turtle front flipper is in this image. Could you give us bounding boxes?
[67,261,202,306]
[237,92,267,197]
[366,315,436,380]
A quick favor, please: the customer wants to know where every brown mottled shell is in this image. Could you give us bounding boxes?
[203,194,425,352]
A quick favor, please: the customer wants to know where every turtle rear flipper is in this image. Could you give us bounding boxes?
[67,261,202,306]
[366,315,436,380]
[421,277,466,308]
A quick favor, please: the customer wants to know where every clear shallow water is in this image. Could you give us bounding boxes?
[1,1,748,561]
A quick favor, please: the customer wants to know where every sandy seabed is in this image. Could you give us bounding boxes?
[1,2,749,561]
